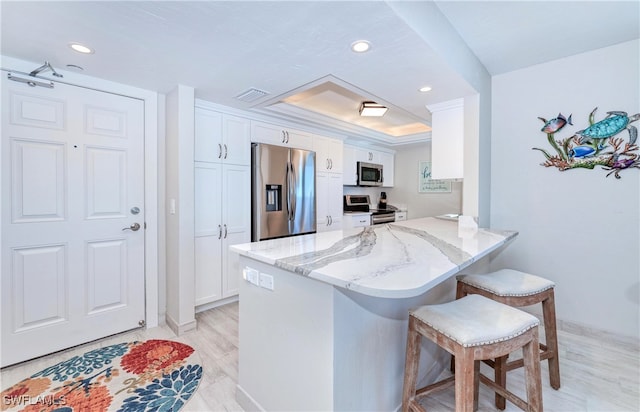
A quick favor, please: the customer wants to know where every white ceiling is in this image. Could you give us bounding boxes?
[1,1,638,146]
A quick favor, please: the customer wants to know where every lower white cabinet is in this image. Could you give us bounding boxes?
[194,162,250,305]
[316,172,343,232]
[342,213,371,229]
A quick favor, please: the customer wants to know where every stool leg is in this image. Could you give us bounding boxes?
[454,348,477,412]
[402,317,422,412]
[523,329,543,412]
[494,355,508,410]
[450,282,468,373]
[543,291,561,390]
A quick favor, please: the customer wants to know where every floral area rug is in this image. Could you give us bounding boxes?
[1,339,202,412]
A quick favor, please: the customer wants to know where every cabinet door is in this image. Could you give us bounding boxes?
[285,129,313,150]
[194,108,223,163]
[251,121,312,150]
[194,162,223,305]
[379,151,394,187]
[222,115,251,166]
[327,173,343,229]
[342,145,357,185]
[327,138,343,173]
[313,136,330,172]
[221,164,251,297]
[315,172,330,232]
[251,121,286,146]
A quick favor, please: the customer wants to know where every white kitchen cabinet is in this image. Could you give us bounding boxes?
[379,151,394,187]
[342,145,358,185]
[342,213,371,229]
[395,211,407,221]
[251,120,313,150]
[195,107,251,166]
[194,163,250,304]
[194,108,251,306]
[316,172,343,232]
[426,98,464,180]
[313,135,343,173]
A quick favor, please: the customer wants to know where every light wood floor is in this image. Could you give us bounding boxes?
[1,301,638,411]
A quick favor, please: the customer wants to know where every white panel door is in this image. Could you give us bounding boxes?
[1,74,145,367]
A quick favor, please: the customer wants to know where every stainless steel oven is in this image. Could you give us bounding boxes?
[344,194,396,225]
[370,210,395,225]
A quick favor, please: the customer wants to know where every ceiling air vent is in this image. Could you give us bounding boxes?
[235,88,269,103]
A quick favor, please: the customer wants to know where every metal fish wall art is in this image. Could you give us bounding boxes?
[533,108,640,178]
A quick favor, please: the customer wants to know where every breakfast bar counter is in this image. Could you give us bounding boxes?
[230,217,517,411]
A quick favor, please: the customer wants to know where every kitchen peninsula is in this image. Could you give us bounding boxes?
[230,217,517,411]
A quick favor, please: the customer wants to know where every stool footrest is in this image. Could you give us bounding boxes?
[479,373,529,411]
[414,376,456,400]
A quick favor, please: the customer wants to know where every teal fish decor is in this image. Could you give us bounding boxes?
[532,107,640,179]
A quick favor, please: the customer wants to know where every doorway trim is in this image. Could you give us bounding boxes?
[1,56,162,328]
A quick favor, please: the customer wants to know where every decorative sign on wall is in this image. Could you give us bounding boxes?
[419,161,451,192]
[533,107,639,178]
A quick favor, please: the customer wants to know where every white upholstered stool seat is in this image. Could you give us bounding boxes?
[402,294,543,412]
[455,269,561,410]
[456,269,555,297]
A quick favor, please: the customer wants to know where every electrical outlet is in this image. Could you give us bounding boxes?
[259,273,274,290]
[244,267,259,285]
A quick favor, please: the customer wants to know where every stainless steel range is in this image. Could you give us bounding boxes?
[343,195,396,225]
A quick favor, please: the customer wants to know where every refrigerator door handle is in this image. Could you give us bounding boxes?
[288,161,297,221]
[285,162,292,221]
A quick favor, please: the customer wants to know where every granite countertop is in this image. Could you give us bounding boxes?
[230,217,518,299]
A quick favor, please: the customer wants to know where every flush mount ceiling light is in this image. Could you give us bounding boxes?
[351,40,371,53]
[419,86,432,92]
[359,101,388,117]
[69,43,94,54]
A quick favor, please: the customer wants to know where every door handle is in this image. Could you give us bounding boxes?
[122,223,141,231]
[223,144,228,159]
[223,224,228,239]
[218,143,223,159]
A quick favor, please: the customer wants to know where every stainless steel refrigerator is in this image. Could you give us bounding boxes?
[251,143,316,241]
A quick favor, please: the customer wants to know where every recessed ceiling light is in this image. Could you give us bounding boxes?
[69,43,94,54]
[351,40,371,53]
[419,86,432,92]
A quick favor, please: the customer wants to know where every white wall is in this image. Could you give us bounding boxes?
[386,143,462,218]
[490,40,640,338]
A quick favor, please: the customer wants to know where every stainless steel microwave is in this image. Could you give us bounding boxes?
[357,161,383,186]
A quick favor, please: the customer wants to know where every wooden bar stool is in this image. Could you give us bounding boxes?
[402,294,543,412]
[456,269,560,409]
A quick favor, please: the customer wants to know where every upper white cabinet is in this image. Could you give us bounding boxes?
[195,107,251,166]
[313,135,343,173]
[342,144,395,187]
[251,121,313,150]
[378,151,394,187]
[426,98,464,180]
[342,145,358,185]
